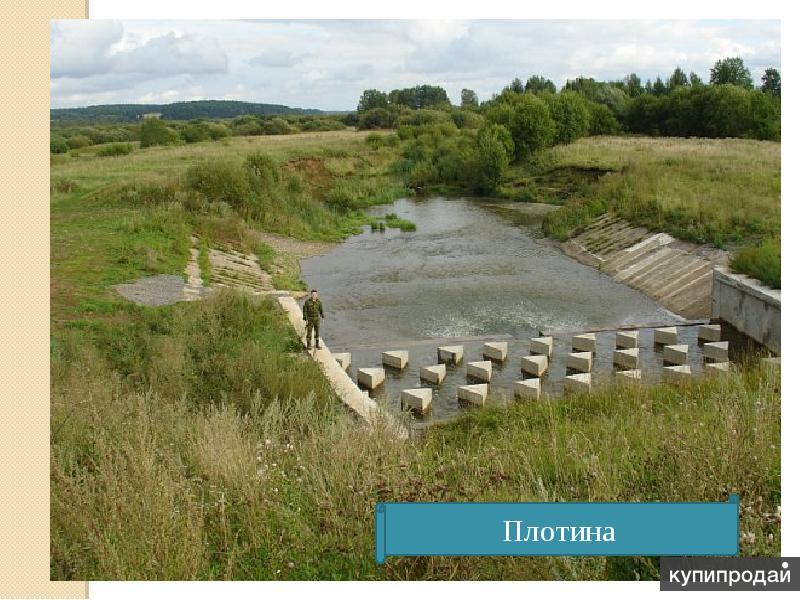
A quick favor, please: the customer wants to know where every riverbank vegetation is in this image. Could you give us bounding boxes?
[52,288,780,579]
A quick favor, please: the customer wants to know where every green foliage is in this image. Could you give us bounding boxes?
[96,142,134,157]
[186,159,253,213]
[473,124,513,192]
[508,94,556,158]
[357,89,389,112]
[460,88,479,108]
[67,134,92,150]
[263,118,293,135]
[140,118,181,148]
[587,103,621,135]
[524,75,556,94]
[710,56,753,88]
[382,212,417,231]
[50,135,68,154]
[357,108,396,130]
[388,84,450,109]
[544,91,591,144]
[761,68,781,97]
[232,117,264,136]
[731,238,781,288]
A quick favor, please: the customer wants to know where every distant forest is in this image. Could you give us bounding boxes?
[50,100,329,122]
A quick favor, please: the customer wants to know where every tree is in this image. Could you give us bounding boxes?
[668,67,688,89]
[50,135,68,154]
[357,89,388,112]
[388,85,450,109]
[545,91,591,144]
[710,57,753,89]
[689,72,704,87]
[524,75,556,95]
[652,77,668,97]
[625,73,644,97]
[473,124,513,192]
[461,88,479,108]
[140,118,180,147]
[761,68,781,97]
[507,77,525,94]
[509,94,555,158]
[357,108,395,130]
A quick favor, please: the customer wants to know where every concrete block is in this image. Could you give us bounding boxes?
[613,348,640,370]
[382,350,408,370]
[521,355,549,377]
[419,364,447,385]
[697,323,721,342]
[663,344,689,365]
[513,379,541,401]
[529,336,553,357]
[572,333,597,353]
[654,326,678,345]
[401,388,432,414]
[357,367,385,389]
[332,352,351,370]
[615,369,642,382]
[703,341,729,362]
[564,373,592,393]
[663,365,692,383]
[466,360,492,382]
[482,341,508,362]
[457,383,488,406]
[566,351,593,373]
[616,330,639,349]
[705,362,730,375]
[437,345,464,365]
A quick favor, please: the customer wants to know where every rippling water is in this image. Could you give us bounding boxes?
[301,197,686,426]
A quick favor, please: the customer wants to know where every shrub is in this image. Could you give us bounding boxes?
[140,119,180,148]
[509,94,556,158]
[66,135,92,150]
[186,160,252,212]
[473,124,513,192]
[358,108,396,130]
[232,119,264,137]
[96,142,134,157]
[263,118,293,135]
[50,135,68,154]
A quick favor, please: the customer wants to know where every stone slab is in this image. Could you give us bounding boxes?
[703,341,729,362]
[616,330,639,349]
[613,347,640,370]
[332,352,351,370]
[382,350,409,370]
[513,379,541,401]
[401,388,433,414]
[419,364,447,385]
[615,369,642,382]
[437,345,464,365]
[521,355,549,377]
[663,364,692,383]
[357,367,385,389]
[564,372,592,393]
[654,326,678,345]
[705,361,730,374]
[457,383,488,406]
[697,323,722,342]
[663,344,689,365]
[566,351,593,373]
[529,336,553,357]
[482,341,508,362]
[571,333,597,353]
[466,360,492,382]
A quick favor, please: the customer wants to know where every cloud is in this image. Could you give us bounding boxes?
[250,49,308,68]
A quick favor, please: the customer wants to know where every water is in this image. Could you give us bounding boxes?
[301,197,701,428]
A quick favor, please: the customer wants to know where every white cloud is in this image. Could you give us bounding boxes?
[50,19,781,110]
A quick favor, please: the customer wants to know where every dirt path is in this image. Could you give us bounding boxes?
[261,233,335,259]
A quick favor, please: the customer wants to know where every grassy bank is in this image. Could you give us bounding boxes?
[52,290,780,579]
[532,136,780,286]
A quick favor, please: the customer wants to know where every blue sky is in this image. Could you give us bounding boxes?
[50,19,781,110]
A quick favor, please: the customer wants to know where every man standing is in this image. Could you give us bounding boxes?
[302,289,324,350]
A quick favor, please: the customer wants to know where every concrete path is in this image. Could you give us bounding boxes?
[562,215,729,319]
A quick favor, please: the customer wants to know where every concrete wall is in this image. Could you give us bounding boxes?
[712,268,780,355]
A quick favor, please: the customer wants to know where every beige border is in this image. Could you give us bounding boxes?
[1,1,88,598]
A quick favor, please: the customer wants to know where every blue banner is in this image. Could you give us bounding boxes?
[375,496,739,564]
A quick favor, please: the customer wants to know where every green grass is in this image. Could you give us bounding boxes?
[730,238,781,289]
[534,136,780,286]
[51,292,780,580]
[384,212,417,232]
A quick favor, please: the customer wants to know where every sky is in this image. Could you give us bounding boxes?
[50,19,781,110]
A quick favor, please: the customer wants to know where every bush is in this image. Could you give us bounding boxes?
[66,135,92,150]
[50,135,68,154]
[300,118,346,132]
[186,159,252,212]
[358,108,396,130]
[545,91,591,144]
[96,142,134,157]
[263,118,293,135]
[509,94,556,158]
[473,124,513,192]
[232,119,264,137]
[140,119,180,148]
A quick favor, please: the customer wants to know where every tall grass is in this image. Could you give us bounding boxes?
[51,290,781,580]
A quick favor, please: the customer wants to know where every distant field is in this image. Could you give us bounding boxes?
[532,136,780,286]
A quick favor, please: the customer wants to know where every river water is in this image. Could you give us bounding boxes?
[301,197,703,428]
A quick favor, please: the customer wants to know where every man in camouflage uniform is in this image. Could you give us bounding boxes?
[302,289,324,349]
